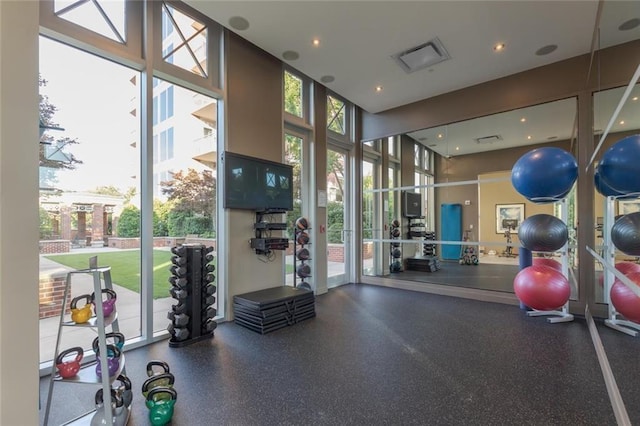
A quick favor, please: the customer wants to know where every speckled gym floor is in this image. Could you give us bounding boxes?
[40,283,640,425]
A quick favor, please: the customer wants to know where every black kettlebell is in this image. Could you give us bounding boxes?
[141,373,175,398]
[146,360,170,377]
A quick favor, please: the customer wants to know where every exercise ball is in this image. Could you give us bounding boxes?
[513,265,570,311]
[611,212,640,255]
[610,271,640,323]
[532,257,562,271]
[296,247,310,261]
[296,263,311,278]
[598,134,640,195]
[391,219,400,228]
[297,281,312,291]
[518,214,568,252]
[598,262,640,287]
[296,231,310,245]
[295,217,309,230]
[594,167,638,199]
[391,228,401,238]
[511,147,578,201]
[392,248,402,258]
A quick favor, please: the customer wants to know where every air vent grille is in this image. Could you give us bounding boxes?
[392,37,450,74]
[474,135,503,144]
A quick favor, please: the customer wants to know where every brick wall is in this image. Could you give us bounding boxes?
[39,273,71,319]
[328,244,344,262]
[39,240,71,254]
[108,237,141,249]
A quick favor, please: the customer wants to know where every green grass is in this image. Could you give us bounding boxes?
[45,250,175,299]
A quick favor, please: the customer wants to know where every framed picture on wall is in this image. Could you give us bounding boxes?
[496,203,525,233]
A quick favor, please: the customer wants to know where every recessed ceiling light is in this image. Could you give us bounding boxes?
[282,50,300,61]
[619,18,640,31]
[228,16,250,31]
[520,118,526,123]
[633,96,639,101]
[312,38,320,47]
[619,120,625,125]
[320,75,335,83]
[493,43,506,52]
[375,86,383,92]
[527,135,532,140]
[536,44,558,56]
[455,146,460,151]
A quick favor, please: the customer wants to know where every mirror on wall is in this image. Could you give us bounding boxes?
[361,97,579,298]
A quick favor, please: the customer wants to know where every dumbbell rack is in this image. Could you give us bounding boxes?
[293,223,312,290]
[167,244,217,348]
[389,220,403,272]
[44,265,128,426]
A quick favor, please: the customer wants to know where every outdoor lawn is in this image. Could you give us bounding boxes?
[44,249,208,299]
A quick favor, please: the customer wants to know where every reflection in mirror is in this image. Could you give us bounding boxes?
[592,83,640,305]
[361,98,579,299]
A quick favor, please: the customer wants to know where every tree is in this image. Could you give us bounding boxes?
[117,205,140,238]
[161,169,216,237]
[39,75,82,189]
[91,185,123,196]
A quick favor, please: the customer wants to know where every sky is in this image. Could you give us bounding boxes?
[39,36,139,193]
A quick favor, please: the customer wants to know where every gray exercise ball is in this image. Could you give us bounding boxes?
[518,214,568,252]
[611,212,640,256]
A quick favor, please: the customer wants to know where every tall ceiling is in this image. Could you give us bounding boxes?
[186,1,640,114]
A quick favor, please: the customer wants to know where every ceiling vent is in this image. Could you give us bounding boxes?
[474,135,503,144]
[392,37,451,74]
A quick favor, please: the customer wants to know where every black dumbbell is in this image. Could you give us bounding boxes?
[170,265,187,277]
[202,295,215,306]
[169,287,187,300]
[167,311,190,326]
[203,319,217,333]
[171,246,186,256]
[168,276,188,289]
[171,302,187,315]
[203,284,216,296]
[204,273,215,284]
[203,306,217,320]
[204,264,215,273]
[204,253,214,263]
[171,255,187,266]
[167,323,189,341]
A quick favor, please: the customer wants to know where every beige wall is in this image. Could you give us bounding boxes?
[0,1,40,423]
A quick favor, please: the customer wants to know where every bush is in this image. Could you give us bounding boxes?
[117,205,140,237]
[167,210,213,237]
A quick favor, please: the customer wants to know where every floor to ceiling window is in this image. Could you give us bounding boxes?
[38,0,223,369]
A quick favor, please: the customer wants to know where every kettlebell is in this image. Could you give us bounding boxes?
[55,347,83,379]
[91,388,128,426]
[104,332,125,351]
[70,294,93,324]
[92,289,117,317]
[114,374,133,407]
[146,360,170,377]
[94,343,121,378]
[141,373,175,398]
[145,387,177,426]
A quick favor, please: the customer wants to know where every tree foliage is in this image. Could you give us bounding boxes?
[117,205,140,238]
[39,75,82,188]
[161,169,215,237]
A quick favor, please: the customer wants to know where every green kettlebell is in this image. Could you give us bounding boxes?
[145,387,177,426]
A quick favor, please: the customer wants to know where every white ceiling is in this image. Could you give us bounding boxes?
[185,1,640,158]
[186,0,639,114]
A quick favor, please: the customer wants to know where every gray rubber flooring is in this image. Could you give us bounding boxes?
[41,283,628,425]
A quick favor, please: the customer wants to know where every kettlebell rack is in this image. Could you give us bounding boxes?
[293,217,312,290]
[44,265,129,426]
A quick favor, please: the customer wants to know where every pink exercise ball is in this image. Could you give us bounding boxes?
[532,258,562,271]
[598,262,640,287]
[610,271,640,323]
[513,265,570,311]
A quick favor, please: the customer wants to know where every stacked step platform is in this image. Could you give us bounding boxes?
[405,256,441,272]
[234,286,315,334]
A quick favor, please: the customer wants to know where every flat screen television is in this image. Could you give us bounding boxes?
[403,191,422,218]
[223,151,294,211]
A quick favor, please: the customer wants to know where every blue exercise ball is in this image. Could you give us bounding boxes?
[511,147,578,201]
[594,167,638,200]
[518,214,568,252]
[598,134,640,195]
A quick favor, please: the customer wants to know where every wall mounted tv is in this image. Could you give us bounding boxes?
[403,191,423,218]
[223,151,294,212]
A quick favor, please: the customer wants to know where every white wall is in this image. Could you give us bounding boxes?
[0,1,40,424]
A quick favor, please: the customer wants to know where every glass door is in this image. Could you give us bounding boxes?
[327,148,350,288]
[284,130,306,286]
